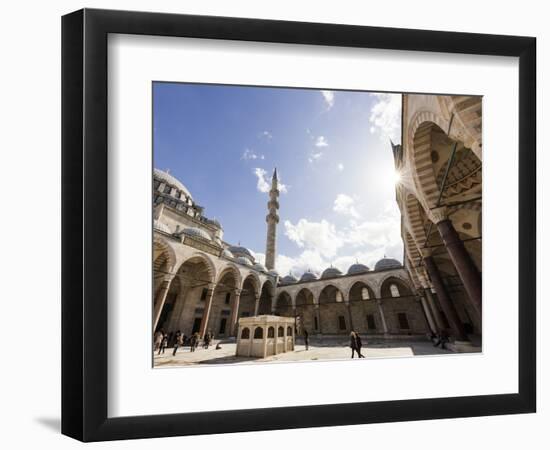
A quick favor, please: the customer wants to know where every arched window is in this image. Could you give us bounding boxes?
[361,287,370,300]
[390,284,400,298]
[287,326,293,336]
[336,291,343,303]
[254,327,263,339]
[268,327,275,338]
[241,327,250,339]
[278,326,284,337]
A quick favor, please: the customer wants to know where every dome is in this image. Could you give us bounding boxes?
[253,263,267,273]
[347,263,370,275]
[206,218,222,229]
[374,257,402,271]
[321,267,343,279]
[154,168,193,199]
[153,219,171,234]
[222,248,234,259]
[181,227,211,241]
[268,270,279,278]
[228,246,255,262]
[300,271,318,282]
[281,274,298,284]
[236,256,252,266]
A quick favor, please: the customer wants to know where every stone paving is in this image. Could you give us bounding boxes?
[153,338,458,368]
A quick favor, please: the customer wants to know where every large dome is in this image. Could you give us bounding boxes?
[374,257,402,271]
[181,227,211,241]
[347,263,370,275]
[300,271,318,282]
[253,263,267,273]
[321,267,343,279]
[154,168,193,199]
[222,248,234,259]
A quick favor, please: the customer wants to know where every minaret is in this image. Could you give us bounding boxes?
[265,168,279,271]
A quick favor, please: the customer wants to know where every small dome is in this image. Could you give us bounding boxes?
[153,219,171,234]
[300,271,318,282]
[253,263,267,273]
[206,218,222,229]
[281,274,298,284]
[321,267,343,279]
[347,263,370,275]
[268,270,279,278]
[182,227,211,241]
[222,248,234,259]
[154,168,192,199]
[236,256,252,266]
[228,246,255,262]
[374,257,402,271]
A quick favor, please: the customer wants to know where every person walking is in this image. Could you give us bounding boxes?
[303,329,309,351]
[172,331,183,356]
[189,333,196,352]
[158,334,168,355]
[350,331,365,358]
[154,330,163,352]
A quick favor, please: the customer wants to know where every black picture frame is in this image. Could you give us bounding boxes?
[61,8,536,442]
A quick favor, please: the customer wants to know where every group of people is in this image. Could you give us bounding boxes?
[431,329,450,349]
[154,329,217,356]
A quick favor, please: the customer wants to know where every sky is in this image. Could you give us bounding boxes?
[153,82,403,277]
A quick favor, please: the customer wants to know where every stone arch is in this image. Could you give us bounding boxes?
[380,275,413,299]
[177,252,216,283]
[348,280,378,334]
[258,279,275,315]
[216,263,242,289]
[348,281,375,303]
[238,274,261,318]
[274,290,293,317]
[241,272,261,299]
[318,284,348,334]
[295,287,317,334]
[403,193,428,250]
[153,236,177,288]
[208,266,241,338]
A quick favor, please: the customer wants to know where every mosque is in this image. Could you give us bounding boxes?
[152,93,482,350]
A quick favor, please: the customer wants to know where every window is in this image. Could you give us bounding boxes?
[278,326,284,337]
[163,185,171,194]
[200,288,208,301]
[287,326,293,336]
[268,327,275,338]
[390,284,400,298]
[225,292,231,304]
[366,314,376,329]
[338,315,347,331]
[218,318,227,335]
[153,180,161,190]
[336,291,344,302]
[241,327,250,339]
[191,317,202,334]
[254,327,263,339]
[397,312,410,329]
[361,287,370,300]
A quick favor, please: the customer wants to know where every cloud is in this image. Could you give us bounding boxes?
[337,163,344,171]
[253,167,288,194]
[369,93,401,142]
[242,148,265,160]
[315,136,329,147]
[259,130,273,140]
[333,194,360,218]
[320,90,335,109]
[284,219,343,259]
[308,150,323,163]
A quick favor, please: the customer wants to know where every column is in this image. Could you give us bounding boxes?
[153,274,174,331]
[229,289,242,337]
[283,324,288,352]
[346,301,354,331]
[418,295,437,334]
[423,253,468,341]
[314,305,321,335]
[262,327,268,358]
[376,300,389,334]
[253,294,260,316]
[432,208,482,316]
[424,287,445,332]
[198,286,216,339]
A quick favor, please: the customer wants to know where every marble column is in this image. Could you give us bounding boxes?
[253,294,261,316]
[431,207,481,317]
[418,295,437,334]
[346,302,354,331]
[424,287,445,333]
[314,305,321,335]
[229,289,242,337]
[153,274,174,331]
[423,253,468,341]
[198,286,216,339]
[376,299,389,334]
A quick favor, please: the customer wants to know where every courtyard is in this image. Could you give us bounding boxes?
[153,338,455,368]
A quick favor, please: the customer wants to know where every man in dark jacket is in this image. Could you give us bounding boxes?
[350,331,365,358]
